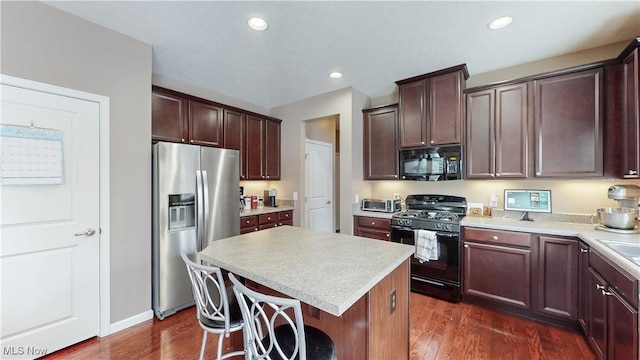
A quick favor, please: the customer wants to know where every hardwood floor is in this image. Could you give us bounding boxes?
[43,293,595,359]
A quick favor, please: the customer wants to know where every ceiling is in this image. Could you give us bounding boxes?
[44,1,640,109]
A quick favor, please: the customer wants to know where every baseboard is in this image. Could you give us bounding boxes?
[105,309,154,336]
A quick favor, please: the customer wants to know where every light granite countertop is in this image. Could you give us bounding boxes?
[240,205,294,217]
[461,216,640,280]
[199,226,414,316]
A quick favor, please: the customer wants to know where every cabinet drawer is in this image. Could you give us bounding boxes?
[589,249,638,307]
[259,213,278,225]
[278,210,293,221]
[463,227,531,248]
[240,215,258,229]
[356,216,391,230]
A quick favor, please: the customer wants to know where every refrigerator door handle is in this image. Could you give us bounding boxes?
[195,170,204,251]
[201,170,210,250]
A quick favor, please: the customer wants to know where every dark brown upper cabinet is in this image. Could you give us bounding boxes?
[223,108,247,179]
[621,40,640,178]
[152,87,188,143]
[188,100,223,147]
[152,86,223,147]
[466,83,530,179]
[533,68,604,178]
[396,64,468,148]
[363,104,399,180]
[246,115,281,180]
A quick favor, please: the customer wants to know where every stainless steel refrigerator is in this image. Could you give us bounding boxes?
[152,142,240,319]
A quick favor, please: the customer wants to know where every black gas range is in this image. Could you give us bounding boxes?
[390,195,467,302]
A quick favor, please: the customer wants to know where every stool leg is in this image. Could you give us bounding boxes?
[216,332,225,360]
[199,331,208,360]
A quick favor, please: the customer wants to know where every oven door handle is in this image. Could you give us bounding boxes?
[392,226,458,238]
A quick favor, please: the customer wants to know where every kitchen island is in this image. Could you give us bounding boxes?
[199,225,415,359]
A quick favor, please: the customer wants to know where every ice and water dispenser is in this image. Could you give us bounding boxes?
[168,194,195,230]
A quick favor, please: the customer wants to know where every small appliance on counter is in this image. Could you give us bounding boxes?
[263,189,278,207]
[361,198,401,213]
[594,184,640,234]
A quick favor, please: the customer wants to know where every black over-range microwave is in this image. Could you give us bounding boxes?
[399,145,463,181]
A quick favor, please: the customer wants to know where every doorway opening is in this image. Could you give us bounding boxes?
[303,115,340,233]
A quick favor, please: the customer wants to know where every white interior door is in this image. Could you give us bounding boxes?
[304,139,333,232]
[1,82,101,358]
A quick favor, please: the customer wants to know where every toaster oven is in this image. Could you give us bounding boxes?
[361,198,402,213]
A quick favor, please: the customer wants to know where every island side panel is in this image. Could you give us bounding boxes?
[368,258,410,359]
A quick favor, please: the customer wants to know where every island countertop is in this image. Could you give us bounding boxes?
[199,225,414,316]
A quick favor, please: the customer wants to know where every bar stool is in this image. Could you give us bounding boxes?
[228,273,337,360]
[181,251,245,360]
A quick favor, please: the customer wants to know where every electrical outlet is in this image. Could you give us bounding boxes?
[389,289,397,314]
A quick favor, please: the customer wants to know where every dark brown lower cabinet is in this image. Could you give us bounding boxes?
[354,216,391,241]
[578,241,590,335]
[586,249,639,360]
[462,228,581,329]
[240,210,294,234]
[535,236,578,320]
[463,240,531,308]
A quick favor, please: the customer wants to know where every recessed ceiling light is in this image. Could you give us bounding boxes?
[329,72,343,79]
[248,17,268,31]
[489,16,513,30]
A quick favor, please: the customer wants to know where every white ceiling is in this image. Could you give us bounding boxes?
[44,1,640,109]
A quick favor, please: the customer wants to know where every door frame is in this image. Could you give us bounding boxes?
[1,74,111,336]
[303,138,334,232]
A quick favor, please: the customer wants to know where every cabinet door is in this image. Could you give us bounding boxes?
[587,267,607,360]
[264,119,281,180]
[398,81,427,148]
[578,242,589,335]
[428,71,463,145]
[465,89,495,179]
[622,48,640,178]
[246,115,264,180]
[223,109,246,179]
[495,83,529,178]
[152,89,187,143]
[188,100,223,147]
[534,68,603,177]
[463,242,531,308]
[535,236,578,320]
[607,289,638,360]
[363,105,399,180]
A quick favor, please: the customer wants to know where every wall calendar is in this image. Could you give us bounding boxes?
[0,124,64,185]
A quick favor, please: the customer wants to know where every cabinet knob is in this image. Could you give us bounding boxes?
[629,169,638,175]
[491,174,495,178]
[464,244,469,248]
[246,220,250,224]
[596,284,605,290]
[371,222,375,226]
[496,173,501,177]
[190,140,194,144]
[266,175,270,179]
[430,140,434,144]
[601,290,613,296]
[536,172,541,176]
[580,248,589,253]
[421,141,425,145]
[386,233,389,238]
[492,235,498,240]
[181,138,185,143]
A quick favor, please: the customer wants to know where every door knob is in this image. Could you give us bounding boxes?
[74,228,96,237]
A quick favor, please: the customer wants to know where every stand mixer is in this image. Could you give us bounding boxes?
[594,185,640,234]
[608,184,640,208]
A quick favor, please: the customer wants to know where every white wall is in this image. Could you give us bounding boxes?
[1,2,152,324]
